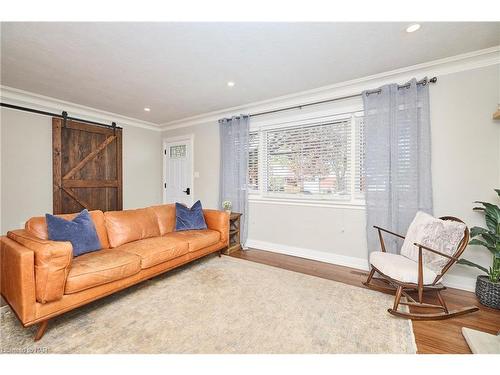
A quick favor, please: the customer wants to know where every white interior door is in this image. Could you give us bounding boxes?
[164,137,193,206]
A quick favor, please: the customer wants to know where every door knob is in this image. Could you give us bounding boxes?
[183,188,191,195]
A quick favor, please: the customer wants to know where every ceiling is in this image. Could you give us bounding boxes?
[1,22,499,125]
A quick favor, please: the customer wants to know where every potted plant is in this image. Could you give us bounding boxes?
[458,189,500,309]
[222,200,232,214]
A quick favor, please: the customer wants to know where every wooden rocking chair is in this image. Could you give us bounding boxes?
[363,215,479,320]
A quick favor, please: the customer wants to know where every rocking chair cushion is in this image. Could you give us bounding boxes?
[400,211,466,273]
[369,251,438,285]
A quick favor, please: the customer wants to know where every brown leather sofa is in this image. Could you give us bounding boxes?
[0,204,229,341]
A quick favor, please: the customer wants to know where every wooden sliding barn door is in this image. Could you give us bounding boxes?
[52,118,123,214]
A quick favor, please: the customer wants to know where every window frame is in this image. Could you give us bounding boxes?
[248,104,366,207]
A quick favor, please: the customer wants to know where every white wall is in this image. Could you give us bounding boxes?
[0,108,163,233]
[162,64,500,291]
[431,65,499,287]
[121,124,163,209]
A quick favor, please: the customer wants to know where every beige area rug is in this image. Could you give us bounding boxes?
[462,327,500,354]
[1,255,416,353]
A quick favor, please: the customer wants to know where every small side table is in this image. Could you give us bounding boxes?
[224,212,242,254]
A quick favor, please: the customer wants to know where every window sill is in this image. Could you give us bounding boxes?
[248,195,366,210]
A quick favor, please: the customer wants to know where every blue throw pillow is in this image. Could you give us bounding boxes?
[175,200,208,231]
[46,209,101,257]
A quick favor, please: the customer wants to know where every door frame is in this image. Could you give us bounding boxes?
[162,134,195,206]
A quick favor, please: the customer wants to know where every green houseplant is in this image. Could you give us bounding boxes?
[222,200,232,213]
[458,189,500,309]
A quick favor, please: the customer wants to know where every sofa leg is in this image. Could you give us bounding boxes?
[34,320,49,341]
[218,250,222,257]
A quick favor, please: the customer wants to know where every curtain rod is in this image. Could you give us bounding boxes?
[250,76,437,118]
[0,103,123,130]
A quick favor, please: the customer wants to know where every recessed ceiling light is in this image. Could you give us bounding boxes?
[227,81,235,87]
[406,24,421,33]
[144,107,151,112]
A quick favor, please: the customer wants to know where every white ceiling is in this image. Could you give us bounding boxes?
[1,22,499,125]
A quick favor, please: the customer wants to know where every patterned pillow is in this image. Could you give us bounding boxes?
[400,211,466,273]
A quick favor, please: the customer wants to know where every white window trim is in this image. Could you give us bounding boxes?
[248,194,366,209]
[248,104,366,208]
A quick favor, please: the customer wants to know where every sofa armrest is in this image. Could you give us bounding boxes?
[203,209,230,246]
[1,236,36,323]
[7,229,73,304]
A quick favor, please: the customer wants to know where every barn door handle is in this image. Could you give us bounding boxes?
[183,188,191,195]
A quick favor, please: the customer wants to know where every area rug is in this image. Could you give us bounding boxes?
[462,327,500,354]
[1,255,416,353]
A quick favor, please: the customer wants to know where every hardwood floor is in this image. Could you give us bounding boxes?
[229,248,500,354]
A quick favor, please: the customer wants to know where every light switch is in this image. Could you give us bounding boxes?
[194,171,200,178]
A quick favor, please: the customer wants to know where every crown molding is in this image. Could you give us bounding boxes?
[161,45,500,131]
[0,86,161,131]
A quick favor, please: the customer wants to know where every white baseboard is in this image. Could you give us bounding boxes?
[245,239,369,271]
[245,239,476,292]
[441,274,476,292]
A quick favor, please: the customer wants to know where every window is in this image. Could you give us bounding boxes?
[354,117,365,195]
[248,113,365,203]
[266,120,352,197]
[248,131,259,191]
[169,145,186,158]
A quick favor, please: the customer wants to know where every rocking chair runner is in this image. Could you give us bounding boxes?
[363,215,479,320]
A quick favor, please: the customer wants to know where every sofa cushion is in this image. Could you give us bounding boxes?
[46,209,101,257]
[370,251,438,285]
[165,229,220,252]
[25,210,110,249]
[65,250,141,294]
[147,204,176,236]
[114,236,189,269]
[104,208,160,248]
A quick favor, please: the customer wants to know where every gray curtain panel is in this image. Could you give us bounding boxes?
[219,115,250,247]
[362,78,433,255]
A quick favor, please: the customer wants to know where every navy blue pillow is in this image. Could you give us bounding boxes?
[46,209,101,257]
[175,200,207,231]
